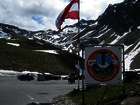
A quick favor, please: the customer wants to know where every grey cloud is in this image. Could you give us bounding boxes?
[0,0,59,30]
[0,0,124,31]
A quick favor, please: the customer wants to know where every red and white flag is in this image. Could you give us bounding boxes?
[55,0,79,30]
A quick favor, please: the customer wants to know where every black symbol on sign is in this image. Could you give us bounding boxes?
[88,53,114,75]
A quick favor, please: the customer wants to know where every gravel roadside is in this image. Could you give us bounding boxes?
[52,95,77,105]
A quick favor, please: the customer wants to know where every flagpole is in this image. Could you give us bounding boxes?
[77,0,80,91]
[78,0,85,105]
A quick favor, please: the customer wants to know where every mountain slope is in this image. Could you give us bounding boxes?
[0,0,140,71]
[77,0,140,70]
[0,38,80,74]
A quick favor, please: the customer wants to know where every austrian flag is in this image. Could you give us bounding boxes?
[55,0,79,30]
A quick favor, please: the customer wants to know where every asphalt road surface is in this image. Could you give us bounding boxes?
[0,76,77,105]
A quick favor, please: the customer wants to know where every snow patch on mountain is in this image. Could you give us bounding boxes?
[124,44,133,51]
[0,31,9,39]
[7,42,20,47]
[110,32,129,44]
[125,41,140,70]
[34,50,58,54]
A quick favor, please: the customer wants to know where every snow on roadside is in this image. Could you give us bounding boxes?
[0,70,40,76]
[0,73,4,76]
[0,70,65,77]
[0,70,20,76]
[21,71,39,74]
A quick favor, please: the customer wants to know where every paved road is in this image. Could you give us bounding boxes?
[0,76,77,105]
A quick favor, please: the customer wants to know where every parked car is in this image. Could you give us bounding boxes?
[61,75,69,80]
[68,73,76,84]
[17,73,34,81]
[37,73,61,81]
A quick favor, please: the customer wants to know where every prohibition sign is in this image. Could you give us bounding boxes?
[86,48,120,82]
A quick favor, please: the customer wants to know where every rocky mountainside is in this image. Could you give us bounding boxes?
[0,0,140,71]
[77,0,140,70]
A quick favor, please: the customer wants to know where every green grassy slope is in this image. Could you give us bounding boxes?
[68,81,140,105]
[0,38,77,74]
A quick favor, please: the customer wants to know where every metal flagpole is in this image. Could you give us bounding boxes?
[77,0,80,91]
[78,0,85,105]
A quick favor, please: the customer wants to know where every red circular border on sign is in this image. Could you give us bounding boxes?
[86,49,120,82]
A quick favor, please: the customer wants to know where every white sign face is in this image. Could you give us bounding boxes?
[85,46,123,85]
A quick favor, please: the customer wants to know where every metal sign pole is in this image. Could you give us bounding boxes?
[122,45,126,96]
[82,48,85,105]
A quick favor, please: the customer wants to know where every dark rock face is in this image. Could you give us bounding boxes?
[98,0,140,34]
[124,71,140,83]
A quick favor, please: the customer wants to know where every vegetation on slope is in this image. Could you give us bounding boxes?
[0,38,77,74]
[67,80,140,105]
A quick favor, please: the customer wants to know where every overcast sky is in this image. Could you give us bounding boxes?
[0,0,124,31]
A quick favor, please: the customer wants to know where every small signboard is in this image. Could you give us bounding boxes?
[85,45,123,85]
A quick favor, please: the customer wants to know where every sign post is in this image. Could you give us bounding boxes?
[85,45,123,85]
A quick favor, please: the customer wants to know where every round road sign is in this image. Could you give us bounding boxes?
[86,48,120,82]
